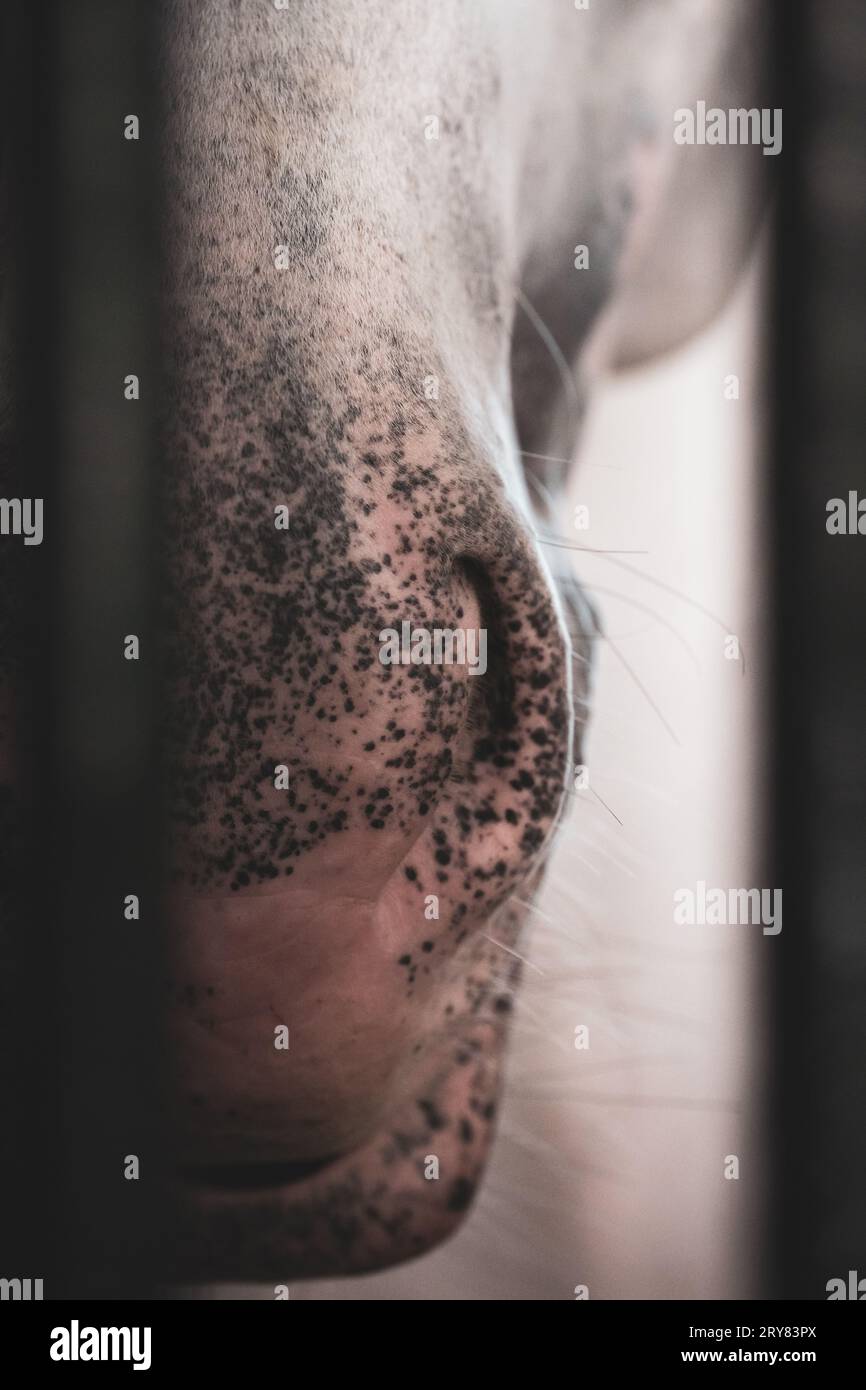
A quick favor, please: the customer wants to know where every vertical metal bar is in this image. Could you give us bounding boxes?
[3,0,167,1299]
[770,0,866,1297]
[2,0,64,1302]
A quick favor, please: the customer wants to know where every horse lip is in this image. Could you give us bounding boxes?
[178,1155,345,1191]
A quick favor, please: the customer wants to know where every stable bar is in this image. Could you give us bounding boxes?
[3,1,167,1299]
[769,0,866,1298]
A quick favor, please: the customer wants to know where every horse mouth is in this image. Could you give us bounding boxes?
[178,1154,345,1192]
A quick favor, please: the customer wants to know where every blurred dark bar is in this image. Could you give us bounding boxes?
[2,1,167,1298]
[770,0,866,1297]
